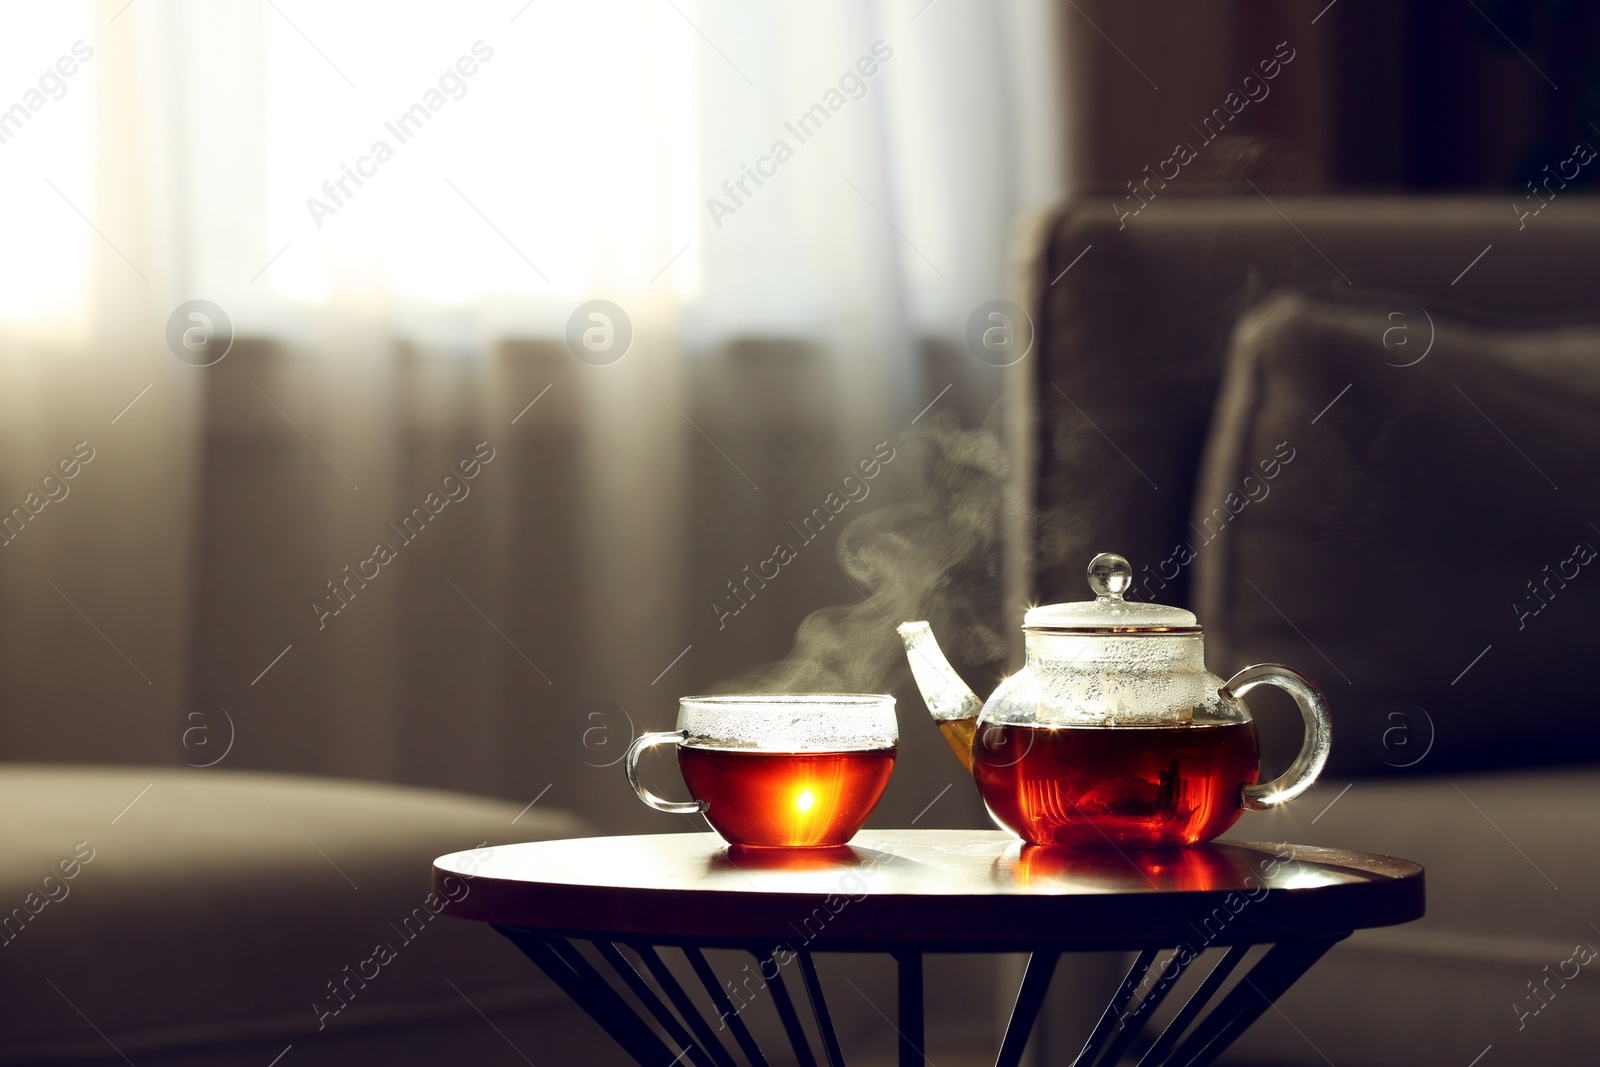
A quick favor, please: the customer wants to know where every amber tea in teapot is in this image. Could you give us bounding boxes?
[971,718,1260,846]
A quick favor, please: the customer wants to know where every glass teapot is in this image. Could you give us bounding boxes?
[898,552,1331,847]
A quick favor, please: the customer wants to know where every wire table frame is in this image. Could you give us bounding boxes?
[434,830,1424,1067]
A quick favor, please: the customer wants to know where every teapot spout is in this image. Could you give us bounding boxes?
[897,622,983,774]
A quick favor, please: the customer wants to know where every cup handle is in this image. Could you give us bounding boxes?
[625,731,707,814]
[1222,664,1333,811]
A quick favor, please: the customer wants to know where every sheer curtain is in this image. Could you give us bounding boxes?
[0,0,1061,829]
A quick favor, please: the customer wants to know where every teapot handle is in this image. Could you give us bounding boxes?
[1223,664,1333,811]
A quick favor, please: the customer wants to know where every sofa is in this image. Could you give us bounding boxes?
[1029,195,1600,1064]
[0,766,605,1066]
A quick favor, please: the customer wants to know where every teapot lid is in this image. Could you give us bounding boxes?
[1023,552,1200,632]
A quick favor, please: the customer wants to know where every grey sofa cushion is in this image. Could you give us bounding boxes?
[1033,197,1600,611]
[1190,292,1600,775]
[1224,769,1600,1066]
[0,766,593,1065]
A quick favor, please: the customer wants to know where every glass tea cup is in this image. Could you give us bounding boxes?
[625,694,897,848]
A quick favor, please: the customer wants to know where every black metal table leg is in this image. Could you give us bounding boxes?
[896,951,924,1067]
[1074,947,1160,1067]
[595,942,721,1067]
[1136,945,1250,1067]
[756,948,819,1067]
[1163,935,1347,1067]
[685,946,772,1067]
[1092,944,1201,1067]
[633,944,743,1067]
[494,926,676,1067]
[798,950,849,1067]
[994,951,1059,1067]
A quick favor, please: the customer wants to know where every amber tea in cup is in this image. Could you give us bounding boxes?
[626,695,897,848]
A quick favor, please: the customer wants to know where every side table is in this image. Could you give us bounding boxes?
[433,830,1423,1067]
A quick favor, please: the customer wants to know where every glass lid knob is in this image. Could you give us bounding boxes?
[1087,552,1132,600]
[1023,551,1197,629]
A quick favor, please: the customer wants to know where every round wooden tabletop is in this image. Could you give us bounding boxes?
[433,830,1424,952]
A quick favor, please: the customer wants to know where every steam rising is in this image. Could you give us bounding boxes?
[712,409,1011,695]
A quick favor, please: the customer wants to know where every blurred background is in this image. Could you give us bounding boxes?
[9,0,1589,831]
[0,0,1060,829]
[5,1,1600,1064]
